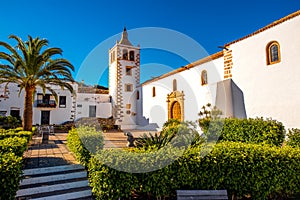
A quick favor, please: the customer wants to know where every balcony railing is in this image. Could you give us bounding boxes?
[36,100,56,108]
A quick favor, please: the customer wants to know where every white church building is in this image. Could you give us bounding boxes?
[0,10,300,130]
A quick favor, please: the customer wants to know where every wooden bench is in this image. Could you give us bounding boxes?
[176,190,228,200]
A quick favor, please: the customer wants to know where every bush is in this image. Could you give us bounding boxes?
[0,152,23,200]
[201,117,285,146]
[0,130,32,142]
[0,137,28,157]
[0,115,22,129]
[286,128,300,148]
[67,126,104,167]
[135,120,204,150]
[88,142,300,200]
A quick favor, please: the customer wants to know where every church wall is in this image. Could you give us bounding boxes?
[142,57,224,129]
[229,15,300,128]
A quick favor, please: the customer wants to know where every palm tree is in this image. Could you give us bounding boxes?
[0,35,75,131]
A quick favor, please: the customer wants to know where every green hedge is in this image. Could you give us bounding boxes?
[0,137,28,157]
[0,129,31,200]
[286,128,300,148]
[88,142,300,200]
[67,126,104,167]
[201,117,285,146]
[0,152,23,200]
[0,130,32,142]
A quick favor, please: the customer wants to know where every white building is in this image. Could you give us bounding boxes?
[1,10,300,129]
[138,10,300,129]
[0,83,113,125]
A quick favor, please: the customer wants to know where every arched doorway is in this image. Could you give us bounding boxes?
[167,91,184,121]
[171,101,181,120]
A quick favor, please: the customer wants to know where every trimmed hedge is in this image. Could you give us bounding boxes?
[286,128,300,148]
[0,129,33,142]
[67,126,104,167]
[0,152,23,200]
[201,117,285,146]
[0,137,28,157]
[88,142,300,200]
[0,129,31,200]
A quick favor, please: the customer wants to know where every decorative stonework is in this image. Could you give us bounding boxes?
[223,48,233,79]
[135,53,140,84]
[167,91,184,121]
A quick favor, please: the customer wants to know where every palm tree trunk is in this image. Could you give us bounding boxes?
[23,87,34,131]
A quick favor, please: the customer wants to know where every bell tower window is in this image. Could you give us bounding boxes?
[123,49,128,60]
[129,51,135,61]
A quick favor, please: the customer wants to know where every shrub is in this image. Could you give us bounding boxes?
[88,142,300,200]
[0,130,32,142]
[0,115,22,129]
[67,126,104,167]
[135,120,204,150]
[286,128,300,148]
[0,152,23,200]
[0,137,28,157]
[200,117,285,146]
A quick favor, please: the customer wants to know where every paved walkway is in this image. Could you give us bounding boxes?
[23,132,78,169]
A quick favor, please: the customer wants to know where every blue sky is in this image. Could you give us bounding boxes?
[0,0,299,86]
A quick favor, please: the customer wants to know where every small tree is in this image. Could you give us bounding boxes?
[198,103,222,131]
[0,35,74,131]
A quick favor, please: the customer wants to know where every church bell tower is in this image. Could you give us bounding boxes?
[108,27,140,130]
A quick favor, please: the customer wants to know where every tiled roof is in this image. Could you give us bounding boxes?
[142,51,223,86]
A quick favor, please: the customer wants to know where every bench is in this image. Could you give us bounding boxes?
[176,190,228,200]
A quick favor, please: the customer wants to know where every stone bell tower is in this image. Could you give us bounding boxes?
[108,27,140,130]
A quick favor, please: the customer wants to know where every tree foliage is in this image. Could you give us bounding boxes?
[0,35,74,130]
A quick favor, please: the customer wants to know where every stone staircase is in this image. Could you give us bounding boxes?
[16,164,93,200]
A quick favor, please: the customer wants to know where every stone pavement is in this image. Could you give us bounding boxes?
[23,132,78,169]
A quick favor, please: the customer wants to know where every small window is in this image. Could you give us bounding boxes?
[173,79,177,91]
[201,70,208,85]
[136,91,140,100]
[126,66,132,76]
[0,111,7,117]
[125,84,133,92]
[77,104,82,108]
[129,51,135,61]
[111,51,115,63]
[59,96,66,108]
[266,41,281,65]
[123,49,128,60]
[152,87,156,97]
[126,104,131,109]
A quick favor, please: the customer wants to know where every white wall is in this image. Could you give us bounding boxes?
[230,15,300,128]
[0,83,24,118]
[0,83,76,125]
[141,57,224,128]
[76,93,112,119]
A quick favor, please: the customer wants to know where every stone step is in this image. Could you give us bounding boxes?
[20,171,87,187]
[16,180,89,197]
[23,164,85,176]
[30,190,92,200]
[17,164,93,199]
